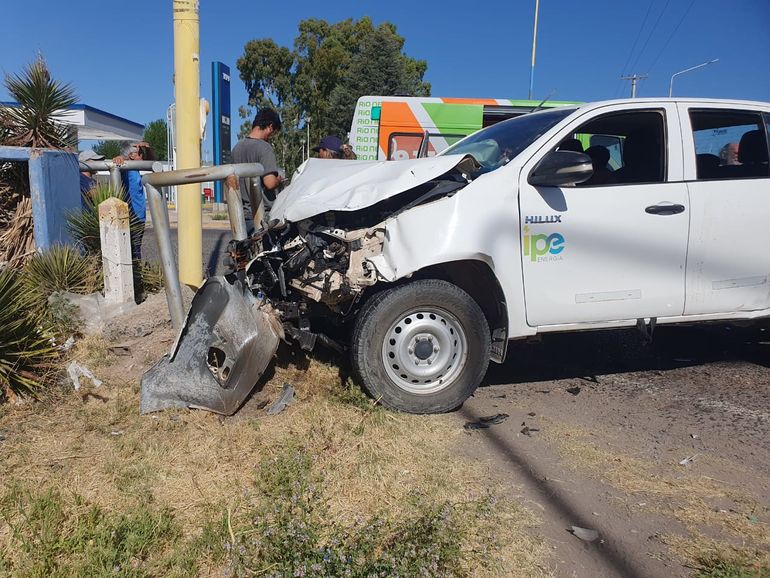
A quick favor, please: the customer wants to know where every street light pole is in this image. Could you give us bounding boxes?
[668,59,719,97]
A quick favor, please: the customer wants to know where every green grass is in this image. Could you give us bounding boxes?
[0,483,223,577]
[210,212,228,221]
[227,447,500,578]
[695,552,770,578]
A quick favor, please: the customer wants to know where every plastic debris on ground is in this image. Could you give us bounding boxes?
[463,413,510,431]
[266,383,295,416]
[566,386,581,395]
[679,454,698,466]
[570,526,600,542]
[67,361,103,391]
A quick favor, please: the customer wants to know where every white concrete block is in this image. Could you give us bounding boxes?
[99,197,135,305]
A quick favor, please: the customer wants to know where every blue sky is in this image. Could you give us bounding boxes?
[1,0,768,156]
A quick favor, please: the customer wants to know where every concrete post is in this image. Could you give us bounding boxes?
[99,197,135,305]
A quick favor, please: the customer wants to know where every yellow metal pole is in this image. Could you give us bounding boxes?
[173,0,202,288]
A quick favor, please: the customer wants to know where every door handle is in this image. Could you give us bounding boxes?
[645,203,685,215]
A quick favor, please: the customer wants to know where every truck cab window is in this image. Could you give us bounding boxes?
[571,110,666,186]
[689,109,770,179]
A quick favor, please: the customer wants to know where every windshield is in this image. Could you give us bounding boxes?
[441,107,576,172]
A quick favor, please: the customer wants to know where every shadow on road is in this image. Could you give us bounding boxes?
[484,324,770,387]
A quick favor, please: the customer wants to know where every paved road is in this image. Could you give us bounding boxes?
[141,225,231,277]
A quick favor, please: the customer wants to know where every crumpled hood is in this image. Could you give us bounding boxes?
[269,154,476,223]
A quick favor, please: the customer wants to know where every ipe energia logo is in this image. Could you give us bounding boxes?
[522,225,565,262]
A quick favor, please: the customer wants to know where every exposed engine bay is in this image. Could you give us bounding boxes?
[140,154,480,416]
[223,159,476,352]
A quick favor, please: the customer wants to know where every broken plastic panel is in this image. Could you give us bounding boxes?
[140,276,280,415]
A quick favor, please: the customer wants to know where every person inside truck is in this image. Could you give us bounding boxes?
[583,145,618,185]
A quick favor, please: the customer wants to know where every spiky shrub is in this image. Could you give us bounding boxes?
[0,267,58,399]
[0,54,77,149]
[67,182,142,256]
[21,246,102,339]
[22,245,102,298]
[134,259,164,296]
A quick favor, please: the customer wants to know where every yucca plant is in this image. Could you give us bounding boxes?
[0,54,77,149]
[67,182,143,255]
[22,245,102,298]
[134,259,164,295]
[0,267,58,399]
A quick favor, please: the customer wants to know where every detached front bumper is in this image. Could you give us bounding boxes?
[140,276,281,415]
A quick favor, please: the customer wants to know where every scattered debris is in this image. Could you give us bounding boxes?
[528,412,536,417]
[492,394,507,399]
[0,431,5,442]
[60,336,75,351]
[690,433,700,439]
[255,399,269,410]
[110,430,124,436]
[266,383,296,416]
[80,392,109,403]
[108,345,132,356]
[463,413,510,430]
[67,361,103,391]
[520,425,540,436]
[679,454,698,466]
[566,386,582,396]
[569,526,600,542]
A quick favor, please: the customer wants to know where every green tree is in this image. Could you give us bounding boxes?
[142,118,168,161]
[92,140,127,159]
[236,17,430,175]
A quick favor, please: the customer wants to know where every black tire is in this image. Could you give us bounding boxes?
[351,279,491,413]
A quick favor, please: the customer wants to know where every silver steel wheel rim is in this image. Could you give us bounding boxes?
[382,306,469,395]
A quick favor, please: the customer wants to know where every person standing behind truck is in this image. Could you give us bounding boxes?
[231,108,283,233]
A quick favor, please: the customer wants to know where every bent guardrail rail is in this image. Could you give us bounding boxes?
[141,163,264,331]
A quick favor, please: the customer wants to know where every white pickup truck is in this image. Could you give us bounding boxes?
[142,98,770,416]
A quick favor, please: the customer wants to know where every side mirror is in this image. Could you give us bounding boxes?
[528,150,593,187]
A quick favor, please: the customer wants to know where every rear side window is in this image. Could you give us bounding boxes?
[689,109,770,180]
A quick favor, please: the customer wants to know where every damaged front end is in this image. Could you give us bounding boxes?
[141,154,478,415]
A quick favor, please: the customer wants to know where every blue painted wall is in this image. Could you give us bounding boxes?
[1,146,80,249]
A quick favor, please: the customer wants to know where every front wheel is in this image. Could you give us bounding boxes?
[351,279,491,413]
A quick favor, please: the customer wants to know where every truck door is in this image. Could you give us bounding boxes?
[678,104,770,315]
[518,104,690,326]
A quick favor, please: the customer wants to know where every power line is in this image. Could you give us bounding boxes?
[614,0,656,98]
[628,0,672,74]
[644,0,698,75]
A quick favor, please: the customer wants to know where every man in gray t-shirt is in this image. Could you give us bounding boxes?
[231,108,283,232]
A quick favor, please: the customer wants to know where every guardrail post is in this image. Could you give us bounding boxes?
[99,197,135,305]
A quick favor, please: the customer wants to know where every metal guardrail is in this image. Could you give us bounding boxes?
[79,160,162,193]
[141,163,265,330]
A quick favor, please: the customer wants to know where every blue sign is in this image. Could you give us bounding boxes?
[212,61,231,203]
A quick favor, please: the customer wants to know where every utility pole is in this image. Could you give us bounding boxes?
[173,0,202,288]
[620,74,648,98]
[528,0,540,100]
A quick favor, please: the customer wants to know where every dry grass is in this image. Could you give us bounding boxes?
[0,350,551,577]
[542,420,769,566]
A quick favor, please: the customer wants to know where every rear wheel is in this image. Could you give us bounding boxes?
[351,279,491,413]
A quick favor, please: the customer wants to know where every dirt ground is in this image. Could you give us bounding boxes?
[453,326,770,577]
[3,291,767,576]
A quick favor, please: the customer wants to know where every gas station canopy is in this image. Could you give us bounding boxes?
[1,102,144,141]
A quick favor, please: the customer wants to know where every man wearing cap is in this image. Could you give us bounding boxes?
[231,108,283,233]
[313,135,343,159]
[78,150,104,196]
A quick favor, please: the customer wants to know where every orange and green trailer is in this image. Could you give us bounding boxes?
[349,96,581,161]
